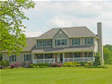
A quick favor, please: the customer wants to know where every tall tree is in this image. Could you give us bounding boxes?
[104,45,112,64]
[0,0,35,55]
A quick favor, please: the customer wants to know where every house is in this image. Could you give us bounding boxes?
[2,22,104,65]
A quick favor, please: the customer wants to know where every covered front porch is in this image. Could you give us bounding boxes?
[32,52,95,64]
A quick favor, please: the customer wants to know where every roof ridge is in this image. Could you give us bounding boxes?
[52,26,87,29]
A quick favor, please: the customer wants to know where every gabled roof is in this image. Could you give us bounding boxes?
[23,37,36,51]
[36,26,96,40]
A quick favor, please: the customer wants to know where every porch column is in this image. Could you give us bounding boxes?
[32,54,34,61]
[93,52,95,62]
[43,54,45,63]
[83,52,84,62]
[53,53,55,63]
[32,54,35,63]
[63,53,64,63]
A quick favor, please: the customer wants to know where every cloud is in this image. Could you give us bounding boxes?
[25,32,42,37]
[23,1,112,44]
[49,16,73,27]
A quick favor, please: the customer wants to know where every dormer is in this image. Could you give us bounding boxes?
[52,29,69,48]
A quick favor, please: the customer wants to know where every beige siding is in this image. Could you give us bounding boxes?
[53,29,69,48]
[69,38,85,46]
[94,38,98,52]
[2,52,32,65]
[80,38,85,45]
[69,39,72,46]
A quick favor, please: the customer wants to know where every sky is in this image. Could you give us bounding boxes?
[23,0,112,45]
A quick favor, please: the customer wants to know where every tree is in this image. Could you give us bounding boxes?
[104,47,112,64]
[0,0,35,55]
[93,52,101,66]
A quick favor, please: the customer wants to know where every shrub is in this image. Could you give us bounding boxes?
[86,62,93,66]
[22,62,32,68]
[63,62,74,67]
[0,60,9,68]
[75,63,81,67]
[38,63,49,68]
[85,65,107,68]
[79,62,87,66]
[93,56,101,66]
[30,64,39,68]
[10,63,20,69]
[72,62,78,66]
[31,64,38,68]
[30,63,50,68]
[50,63,62,67]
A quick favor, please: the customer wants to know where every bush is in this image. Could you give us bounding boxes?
[86,62,93,66]
[85,65,107,68]
[0,60,9,68]
[75,63,81,67]
[10,63,20,69]
[72,62,78,66]
[22,62,32,68]
[93,56,101,66]
[80,62,88,66]
[38,63,49,68]
[30,64,39,68]
[50,63,62,67]
[63,62,93,67]
[63,62,74,67]
[30,63,50,68]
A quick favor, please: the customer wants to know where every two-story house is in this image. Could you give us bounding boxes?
[2,22,104,65]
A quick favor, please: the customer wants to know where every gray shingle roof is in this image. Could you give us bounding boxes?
[32,46,95,53]
[36,26,96,39]
[23,37,36,51]
[23,26,96,51]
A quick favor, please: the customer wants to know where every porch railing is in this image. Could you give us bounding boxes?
[64,57,94,62]
[33,58,55,64]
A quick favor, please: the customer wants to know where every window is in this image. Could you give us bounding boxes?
[9,55,16,62]
[24,54,31,61]
[37,40,43,46]
[37,40,52,47]
[72,38,80,46]
[65,53,73,58]
[74,53,80,58]
[55,39,67,46]
[85,38,93,45]
[84,52,93,57]
[46,40,52,46]
[88,52,93,57]
[45,54,53,59]
[61,39,67,45]
[35,54,43,59]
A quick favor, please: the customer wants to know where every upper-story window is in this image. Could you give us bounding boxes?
[85,38,93,45]
[55,39,67,46]
[72,38,80,46]
[37,40,52,47]
[9,55,16,62]
[24,54,31,61]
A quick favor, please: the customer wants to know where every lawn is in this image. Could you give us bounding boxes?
[0,65,112,84]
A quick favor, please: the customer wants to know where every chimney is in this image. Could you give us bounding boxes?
[97,22,104,65]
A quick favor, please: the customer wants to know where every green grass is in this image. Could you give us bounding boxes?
[1,65,112,84]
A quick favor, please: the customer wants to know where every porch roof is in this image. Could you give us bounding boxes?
[32,46,95,53]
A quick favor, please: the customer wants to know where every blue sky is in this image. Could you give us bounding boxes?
[23,0,112,45]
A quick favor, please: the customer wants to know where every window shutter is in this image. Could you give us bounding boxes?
[15,55,16,62]
[24,55,25,61]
